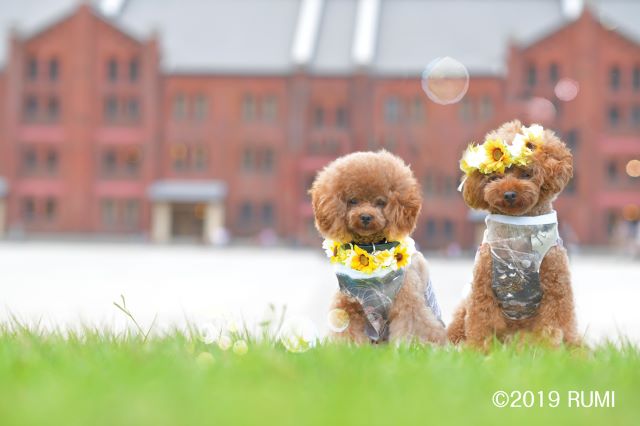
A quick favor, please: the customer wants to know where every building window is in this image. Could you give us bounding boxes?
[261,202,274,226]
[242,95,257,121]
[47,96,60,121]
[607,161,617,182]
[26,56,38,81]
[423,174,435,195]
[443,220,454,238]
[632,105,640,127]
[336,106,349,128]
[384,97,400,123]
[608,106,620,127]
[242,147,254,171]
[102,150,117,176]
[193,145,207,170]
[549,63,559,83]
[46,150,58,174]
[565,129,579,152]
[610,66,621,91]
[425,218,436,238]
[23,198,36,221]
[24,95,38,121]
[526,63,536,87]
[107,58,118,82]
[263,96,277,122]
[194,94,208,121]
[633,66,640,91]
[101,199,117,227]
[240,202,253,224]
[443,176,456,196]
[49,58,59,82]
[409,98,424,123]
[480,96,493,120]
[124,148,140,176]
[263,148,275,173]
[129,58,139,82]
[45,198,56,221]
[105,96,118,122]
[123,200,139,228]
[23,148,37,173]
[459,98,473,122]
[127,98,140,121]
[313,107,324,128]
[171,144,188,171]
[173,94,186,120]
[565,172,576,194]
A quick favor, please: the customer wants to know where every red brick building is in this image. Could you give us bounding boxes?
[0,0,638,248]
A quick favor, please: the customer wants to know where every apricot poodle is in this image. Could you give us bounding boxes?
[448,120,579,348]
[310,151,446,345]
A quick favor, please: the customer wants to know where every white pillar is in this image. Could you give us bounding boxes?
[0,199,5,239]
[204,201,225,244]
[151,202,171,243]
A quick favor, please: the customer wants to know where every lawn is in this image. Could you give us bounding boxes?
[0,324,638,426]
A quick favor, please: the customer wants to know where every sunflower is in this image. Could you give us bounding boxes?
[480,138,513,174]
[508,135,533,167]
[519,124,545,153]
[459,143,487,175]
[392,245,411,269]
[322,239,345,263]
[350,245,378,274]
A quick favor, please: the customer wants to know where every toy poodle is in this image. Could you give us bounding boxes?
[309,151,446,345]
[448,120,579,348]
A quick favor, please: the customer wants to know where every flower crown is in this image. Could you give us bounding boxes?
[460,124,546,176]
[322,238,416,274]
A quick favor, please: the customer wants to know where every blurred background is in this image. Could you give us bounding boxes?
[0,0,638,341]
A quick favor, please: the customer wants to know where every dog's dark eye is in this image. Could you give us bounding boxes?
[520,171,532,179]
[348,198,358,206]
[375,198,387,207]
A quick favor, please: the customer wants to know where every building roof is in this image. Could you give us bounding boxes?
[148,180,227,202]
[1,0,638,75]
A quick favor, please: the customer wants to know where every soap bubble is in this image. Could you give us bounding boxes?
[196,352,215,367]
[327,309,350,333]
[554,78,579,102]
[279,317,318,353]
[421,57,469,105]
[233,340,248,355]
[526,97,556,122]
[217,335,233,351]
[198,322,222,344]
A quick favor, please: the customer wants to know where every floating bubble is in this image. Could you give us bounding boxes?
[626,159,640,177]
[554,78,579,102]
[233,340,248,355]
[327,309,350,333]
[217,335,233,351]
[196,352,215,367]
[198,322,221,344]
[526,97,556,123]
[279,317,318,353]
[421,56,470,105]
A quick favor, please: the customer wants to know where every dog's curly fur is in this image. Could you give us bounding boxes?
[310,151,446,345]
[448,120,580,349]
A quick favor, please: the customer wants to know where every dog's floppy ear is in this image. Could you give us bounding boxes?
[537,135,573,196]
[384,176,422,240]
[461,172,490,210]
[309,172,349,241]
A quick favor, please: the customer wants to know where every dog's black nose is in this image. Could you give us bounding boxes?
[504,191,517,203]
[360,214,372,225]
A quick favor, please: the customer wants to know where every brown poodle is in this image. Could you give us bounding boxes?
[448,120,579,348]
[310,151,446,345]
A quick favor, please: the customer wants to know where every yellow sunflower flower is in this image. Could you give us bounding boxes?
[392,245,411,269]
[520,124,545,153]
[480,138,513,174]
[350,245,378,274]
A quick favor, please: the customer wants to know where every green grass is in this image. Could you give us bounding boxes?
[0,326,638,426]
